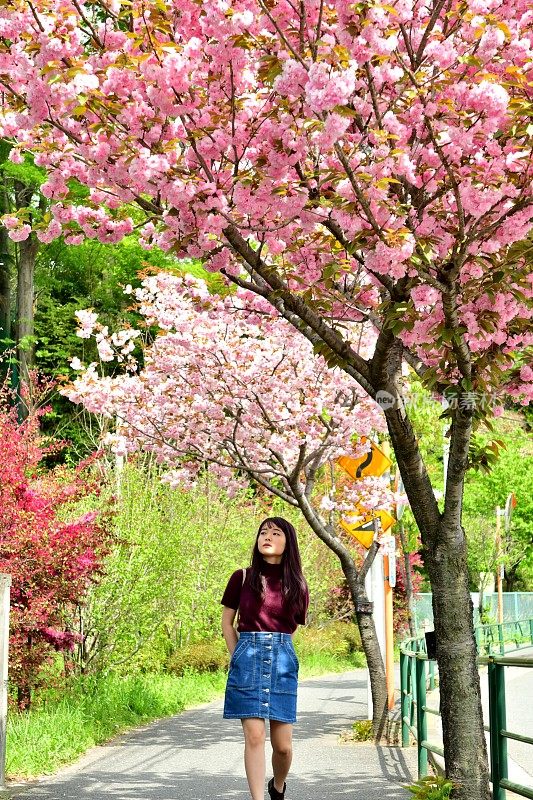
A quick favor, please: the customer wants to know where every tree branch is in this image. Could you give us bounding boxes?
[367,329,442,537]
[333,144,388,241]
[442,409,473,530]
[441,279,472,381]
[257,0,308,66]
[415,0,451,64]
[222,224,375,396]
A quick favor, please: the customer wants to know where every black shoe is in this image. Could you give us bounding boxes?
[268,777,286,800]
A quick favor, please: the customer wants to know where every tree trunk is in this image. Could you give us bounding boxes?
[290,482,389,739]
[398,519,417,638]
[351,544,390,741]
[14,181,39,405]
[0,225,11,345]
[425,526,488,798]
[504,562,519,593]
[478,574,492,625]
[0,189,12,345]
[17,232,38,378]
[386,403,490,800]
[17,635,33,710]
[330,545,390,741]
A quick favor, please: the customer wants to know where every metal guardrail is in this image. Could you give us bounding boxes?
[476,619,533,656]
[400,619,533,800]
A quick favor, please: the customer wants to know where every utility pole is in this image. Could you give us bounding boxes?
[496,494,517,624]
[381,441,395,711]
[365,518,385,721]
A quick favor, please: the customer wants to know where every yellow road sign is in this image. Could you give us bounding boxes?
[374,509,395,532]
[340,517,375,549]
[340,507,396,548]
[338,438,392,480]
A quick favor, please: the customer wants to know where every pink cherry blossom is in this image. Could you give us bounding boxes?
[0,0,529,412]
[8,224,32,242]
[64,274,392,513]
[74,309,98,339]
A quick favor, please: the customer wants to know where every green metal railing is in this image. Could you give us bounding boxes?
[400,619,533,800]
[476,619,533,656]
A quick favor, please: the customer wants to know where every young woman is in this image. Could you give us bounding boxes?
[221,517,309,800]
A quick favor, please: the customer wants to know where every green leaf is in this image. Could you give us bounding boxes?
[332,104,359,118]
[258,55,283,85]
[1,159,46,187]
[0,139,13,163]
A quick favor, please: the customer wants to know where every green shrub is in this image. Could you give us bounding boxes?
[339,719,374,743]
[351,719,374,740]
[165,639,229,675]
[404,775,456,799]
[294,621,362,658]
[165,623,364,677]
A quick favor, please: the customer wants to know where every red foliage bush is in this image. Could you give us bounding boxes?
[0,390,111,708]
[325,546,424,638]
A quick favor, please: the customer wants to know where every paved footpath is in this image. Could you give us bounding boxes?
[4,671,417,800]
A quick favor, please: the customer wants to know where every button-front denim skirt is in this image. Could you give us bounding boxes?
[223,632,299,723]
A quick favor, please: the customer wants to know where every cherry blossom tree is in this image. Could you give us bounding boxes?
[1,0,532,794]
[64,272,395,729]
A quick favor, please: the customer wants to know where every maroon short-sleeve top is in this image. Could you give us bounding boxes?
[221,561,309,634]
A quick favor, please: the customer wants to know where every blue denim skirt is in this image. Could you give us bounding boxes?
[223,632,299,723]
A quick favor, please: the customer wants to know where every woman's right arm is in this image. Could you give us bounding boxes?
[221,606,239,655]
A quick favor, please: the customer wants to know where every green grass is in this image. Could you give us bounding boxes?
[6,647,366,781]
[299,649,366,678]
[6,670,227,779]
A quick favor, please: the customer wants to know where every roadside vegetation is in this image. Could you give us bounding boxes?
[0,214,530,785]
[4,463,366,780]
[7,623,365,780]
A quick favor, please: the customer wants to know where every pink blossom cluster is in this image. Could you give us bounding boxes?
[64,273,391,511]
[0,0,531,402]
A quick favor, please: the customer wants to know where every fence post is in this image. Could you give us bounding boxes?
[428,660,436,691]
[530,618,533,646]
[415,656,428,777]
[410,649,416,726]
[400,651,410,747]
[0,574,11,790]
[488,661,507,800]
[498,624,505,655]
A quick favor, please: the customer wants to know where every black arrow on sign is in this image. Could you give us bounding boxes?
[356,448,373,478]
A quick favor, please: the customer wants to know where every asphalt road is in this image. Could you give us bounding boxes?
[4,671,417,800]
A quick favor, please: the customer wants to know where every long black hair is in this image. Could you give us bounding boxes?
[248,517,308,618]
